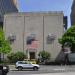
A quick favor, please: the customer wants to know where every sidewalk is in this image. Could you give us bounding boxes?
[8,65,17,71]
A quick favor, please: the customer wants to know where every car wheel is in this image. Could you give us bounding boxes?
[2,72,7,75]
[18,67,22,71]
[3,73,6,75]
[33,67,38,71]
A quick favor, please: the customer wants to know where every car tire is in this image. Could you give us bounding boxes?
[3,73,6,75]
[18,66,22,71]
[33,67,38,71]
[2,72,7,75]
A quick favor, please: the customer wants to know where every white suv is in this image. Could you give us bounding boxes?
[15,61,40,71]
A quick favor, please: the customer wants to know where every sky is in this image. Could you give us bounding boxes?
[18,0,73,28]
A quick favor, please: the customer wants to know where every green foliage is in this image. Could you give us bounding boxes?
[38,51,51,60]
[7,53,15,63]
[7,51,27,63]
[0,28,11,54]
[58,26,75,52]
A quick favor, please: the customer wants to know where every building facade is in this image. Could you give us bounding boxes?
[71,0,75,25]
[63,16,67,30]
[0,0,18,27]
[4,12,64,60]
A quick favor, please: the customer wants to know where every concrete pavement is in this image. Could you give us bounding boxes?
[8,65,16,71]
[30,72,75,75]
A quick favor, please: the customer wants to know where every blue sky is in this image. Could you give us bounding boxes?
[18,0,73,27]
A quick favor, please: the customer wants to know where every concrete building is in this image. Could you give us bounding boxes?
[63,16,68,30]
[0,0,18,28]
[71,0,75,25]
[4,12,64,60]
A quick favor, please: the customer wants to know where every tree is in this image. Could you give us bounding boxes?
[0,28,11,54]
[38,51,51,62]
[58,26,75,52]
[7,51,27,63]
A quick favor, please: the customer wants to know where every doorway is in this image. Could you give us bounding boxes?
[29,52,35,59]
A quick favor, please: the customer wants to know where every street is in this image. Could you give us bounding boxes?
[7,71,75,75]
[7,65,75,75]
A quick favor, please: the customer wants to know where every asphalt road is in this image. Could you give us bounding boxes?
[7,71,75,75]
[7,65,75,75]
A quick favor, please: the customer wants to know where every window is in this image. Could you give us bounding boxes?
[46,34,56,44]
[8,35,16,44]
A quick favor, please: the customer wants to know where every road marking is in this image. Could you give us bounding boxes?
[31,73,53,75]
[53,68,65,71]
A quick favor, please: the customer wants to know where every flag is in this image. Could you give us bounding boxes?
[27,40,38,50]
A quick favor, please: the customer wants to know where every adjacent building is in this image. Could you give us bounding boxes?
[71,0,75,25]
[63,16,67,30]
[0,0,18,28]
[4,12,64,60]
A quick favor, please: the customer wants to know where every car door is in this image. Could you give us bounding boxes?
[22,61,32,69]
[22,61,28,69]
[25,61,33,69]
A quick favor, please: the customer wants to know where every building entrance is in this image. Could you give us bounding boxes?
[29,52,35,59]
